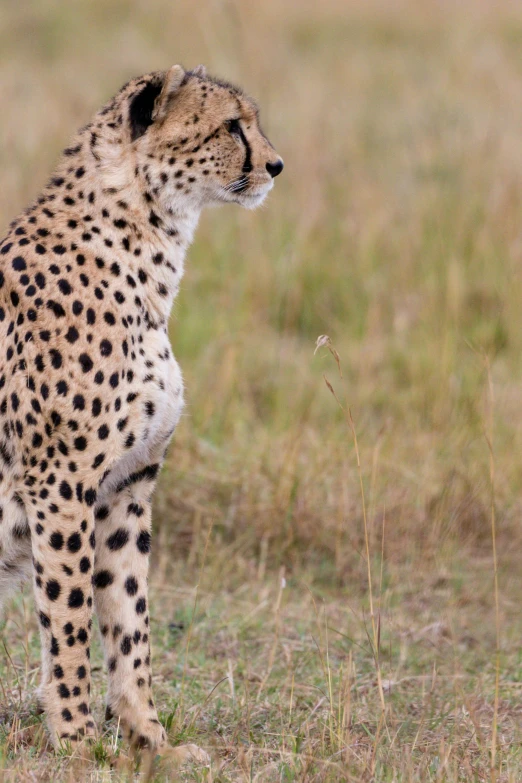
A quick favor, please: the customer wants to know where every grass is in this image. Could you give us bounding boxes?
[3,0,522,779]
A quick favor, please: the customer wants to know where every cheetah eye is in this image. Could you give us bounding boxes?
[225,119,242,136]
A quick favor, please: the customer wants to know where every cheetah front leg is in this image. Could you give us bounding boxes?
[93,465,166,750]
[25,489,97,746]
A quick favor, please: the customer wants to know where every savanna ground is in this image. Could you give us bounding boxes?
[2,0,522,779]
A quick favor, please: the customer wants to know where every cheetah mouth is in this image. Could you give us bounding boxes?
[233,180,274,209]
[217,175,273,208]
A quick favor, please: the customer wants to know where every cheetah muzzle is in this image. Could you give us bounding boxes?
[0,64,282,751]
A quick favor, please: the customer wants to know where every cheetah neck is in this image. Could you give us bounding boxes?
[49,133,201,328]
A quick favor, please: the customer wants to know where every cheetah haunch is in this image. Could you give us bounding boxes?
[0,64,282,749]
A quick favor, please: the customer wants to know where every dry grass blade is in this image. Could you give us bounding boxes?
[319,338,387,725]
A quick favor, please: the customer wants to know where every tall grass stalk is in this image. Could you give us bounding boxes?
[316,335,387,718]
[485,357,500,783]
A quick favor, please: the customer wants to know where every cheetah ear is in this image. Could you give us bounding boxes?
[192,64,207,78]
[129,81,164,141]
[152,65,186,122]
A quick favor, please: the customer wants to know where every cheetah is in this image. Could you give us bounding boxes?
[0,64,283,749]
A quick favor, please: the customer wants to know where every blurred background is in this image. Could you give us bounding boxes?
[3,1,522,779]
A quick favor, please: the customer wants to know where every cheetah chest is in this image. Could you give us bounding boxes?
[101,331,184,494]
[134,332,184,455]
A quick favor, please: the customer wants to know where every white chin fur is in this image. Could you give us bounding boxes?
[237,182,273,209]
[238,191,269,210]
[209,181,273,209]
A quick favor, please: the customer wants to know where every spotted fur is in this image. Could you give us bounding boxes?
[0,64,282,749]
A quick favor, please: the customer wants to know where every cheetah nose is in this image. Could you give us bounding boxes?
[266,158,284,178]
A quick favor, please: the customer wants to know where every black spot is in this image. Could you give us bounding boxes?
[120,635,132,655]
[67,532,82,553]
[46,580,61,601]
[74,436,87,451]
[85,488,97,506]
[59,480,72,500]
[135,597,147,614]
[136,530,151,554]
[77,627,88,643]
[68,588,84,608]
[79,557,91,573]
[125,576,138,596]
[49,532,64,550]
[93,570,113,588]
[79,353,93,373]
[39,611,50,628]
[106,528,129,551]
[47,300,66,318]
[57,279,71,297]
[50,349,62,369]
[149,210,160,227]
[100,339,112,356]
[73,395,85,411]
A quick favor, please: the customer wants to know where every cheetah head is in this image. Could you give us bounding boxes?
[127,65,283,212]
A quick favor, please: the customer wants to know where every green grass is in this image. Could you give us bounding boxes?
[3,0,522,779]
